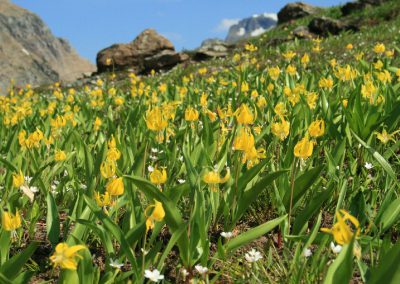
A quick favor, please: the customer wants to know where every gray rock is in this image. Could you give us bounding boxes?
[194,39,233,60]
[292,25,315,39]
[308,16,359,36]
[277,2,321,24]
[96,29,183,74]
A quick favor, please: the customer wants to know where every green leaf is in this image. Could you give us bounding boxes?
[323,238,354,284]
[0,242,38,280]
[46,193,60,247]
[368,243,400,284]
[378,198,400,232]
[283,166,325,209]
[226,215,287,252]
[83,195,139,274]
[233,170,287,225]
[351,130,399,187]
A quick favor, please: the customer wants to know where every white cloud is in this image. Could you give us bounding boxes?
[214,18,240,33]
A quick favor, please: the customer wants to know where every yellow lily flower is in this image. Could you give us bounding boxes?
[54,149,67,161]
[271,119,290,141]
[106,177,124,196]
[150,167,167,185]
[1,210,22,231]
[145,107,168,132]
[13,170,24,188]
[321,210,360,245]
[203,168,230,192]
[235,104,255,125]
[308,119,325,138]
[375,129,399,144]
[294,136,314,159]
[184,107,199,122]
[145,200,165,232]
[100,160,116,179]
[50,243,86,270]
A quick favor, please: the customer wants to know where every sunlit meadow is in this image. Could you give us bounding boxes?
[0,2,400,283]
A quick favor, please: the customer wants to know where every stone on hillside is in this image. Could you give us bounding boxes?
[194,39,233,61]
[292,25,315,39]
[341,1,371,16]
[308,16,359,36]
[96,29,183,74]
[277,2,321,24]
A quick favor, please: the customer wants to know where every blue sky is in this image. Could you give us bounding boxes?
[13,0,345,63]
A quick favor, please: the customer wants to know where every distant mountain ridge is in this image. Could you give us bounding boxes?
[0,0,94,91]
[225,13,277,44]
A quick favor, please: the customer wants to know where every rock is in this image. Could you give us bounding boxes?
[0,0,95,91]
[308,16,359,36]
[96,29,183,74]
[277,2,321,24]
[225,14,277,44]
[194,39,233,61]
[341,1,371,16]
[292,25,315,39]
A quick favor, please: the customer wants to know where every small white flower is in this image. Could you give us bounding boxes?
[148,165,154,172]
[330,242,342,254]
[336,166,340,170]
[178,156,184,162]
[177,179,186,184]
[24,176,33,183]
[245,249,263,263]
[80,184,87,190]
[181,268,189,277]
[195,265,208,274]
[141,248,149,255]
[144,269,164,282]
[150,155,158,161]
[109,258,124,269]
[53,180,60,185]
[64,170,68,176]
[30,186,39,193]
[303,248,312,258]
[220,231,234,239]
[364,162,373,170]
[151,148,159,153]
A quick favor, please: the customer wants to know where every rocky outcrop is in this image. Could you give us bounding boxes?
[308,17,359,36]
[194,39,234,61]
[225,14,277,44]
[0,0,95,91]
[96,29,184,74]
[277,2,321,24]
[292,25,315,39]
[341,0,387,16]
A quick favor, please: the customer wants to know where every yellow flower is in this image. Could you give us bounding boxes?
[375,129,399,144]
[385,49,394,58]
[233,128,254,151]
[106,177,124,196]
[100,160,116,179]
[257,96,267,109]
[145,107,168,132]
[235,104,255,125]
[13,170,24,188]
[373,43,385,54]
[268,66,281,80]
[286,64,297,76]
[282,51,296,61]
[346,43,353,50]
[150,167,167,185]
[1,210,22,231]
[306,92,319,109]
[342,99,348,108]
[301,53,310,66]
[106,147,121,161]
[203,168,230,192]
[145,200,165,232]
[95,191,113,208]
[321,210,360,245]
[114,96,125,106]
[274,102,287,118]
[241,81,249,93]
[308,119,325,138]
[94,117,102,131]
[271,119,290,141]
[318,77,333,90]
[294,136,314,159]
[184,107,199,122]
[54,149,67,161]
[50,243,86,270]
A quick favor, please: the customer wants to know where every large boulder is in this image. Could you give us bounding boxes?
[308,17,359,36]
[194,39,234,61]
[277,2,321,24]
[96,29,183,74]
[341,1,371,16]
